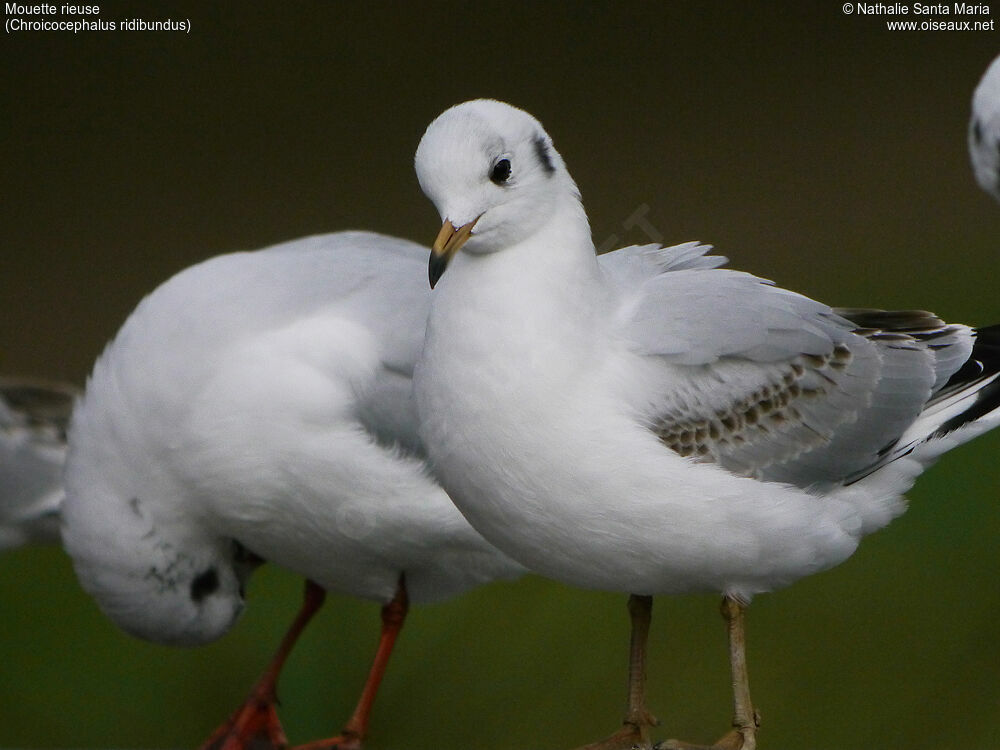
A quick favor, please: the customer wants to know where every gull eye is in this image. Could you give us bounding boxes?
[490,158,512,185]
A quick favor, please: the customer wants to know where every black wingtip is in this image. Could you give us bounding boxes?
[935,324,1000,436]
[973,323,1000,357]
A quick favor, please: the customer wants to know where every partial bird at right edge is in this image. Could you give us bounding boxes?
[970,53,1000,202]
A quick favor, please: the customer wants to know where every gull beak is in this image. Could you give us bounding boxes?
[429,218,477,288]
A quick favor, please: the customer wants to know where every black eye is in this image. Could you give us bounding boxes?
[190,568,220,603]
[490,158,511,185]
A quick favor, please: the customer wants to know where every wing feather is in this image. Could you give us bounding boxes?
[601,244,974,488]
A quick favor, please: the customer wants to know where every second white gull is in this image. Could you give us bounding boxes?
[61,230,523,750]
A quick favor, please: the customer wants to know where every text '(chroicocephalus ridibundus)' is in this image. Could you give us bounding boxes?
[970,54,1000,203]
[0,378,77,550]
[61,231,523,750]
[412,99,1000,750]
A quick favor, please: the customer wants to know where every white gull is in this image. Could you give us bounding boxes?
[412,99,1000,750]
[60,230,523,750]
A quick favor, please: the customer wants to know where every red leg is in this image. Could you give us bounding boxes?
[290,575,410,750]
[199,580,327,750]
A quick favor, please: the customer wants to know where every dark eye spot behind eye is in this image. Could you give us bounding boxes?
[973,119,983,145]
[534,136,555,175]
[190,568,220,603]
[490,158,512,184]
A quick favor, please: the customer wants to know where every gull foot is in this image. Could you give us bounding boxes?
[571,713,660,750]
[288,732,363,750]
[198,696,288,750]
[656,726,757,750]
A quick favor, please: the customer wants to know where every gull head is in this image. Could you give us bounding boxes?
[62,423,261,645]
[63,507,260,646]
[970,54,1000,203]
[415,99,575,287]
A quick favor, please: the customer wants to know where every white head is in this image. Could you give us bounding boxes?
[415,99,579,286]
[970,54,1000,203]
[61,378,260,647]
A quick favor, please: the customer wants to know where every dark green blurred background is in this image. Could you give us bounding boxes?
[3,2,998,748]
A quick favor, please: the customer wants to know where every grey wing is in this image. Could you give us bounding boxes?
[0,378,78,549]
[602,244,974,489]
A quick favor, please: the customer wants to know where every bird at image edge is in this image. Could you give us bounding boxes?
[60,231,523,750]
[0,378,76,550]
[412,99,1000,750]
[970,53,1000,203]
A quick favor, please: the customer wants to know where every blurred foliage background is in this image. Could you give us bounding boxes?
[2,2,999,749]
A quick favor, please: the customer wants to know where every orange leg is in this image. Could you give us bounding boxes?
[290,575,410,750]
[200,580,327,750]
